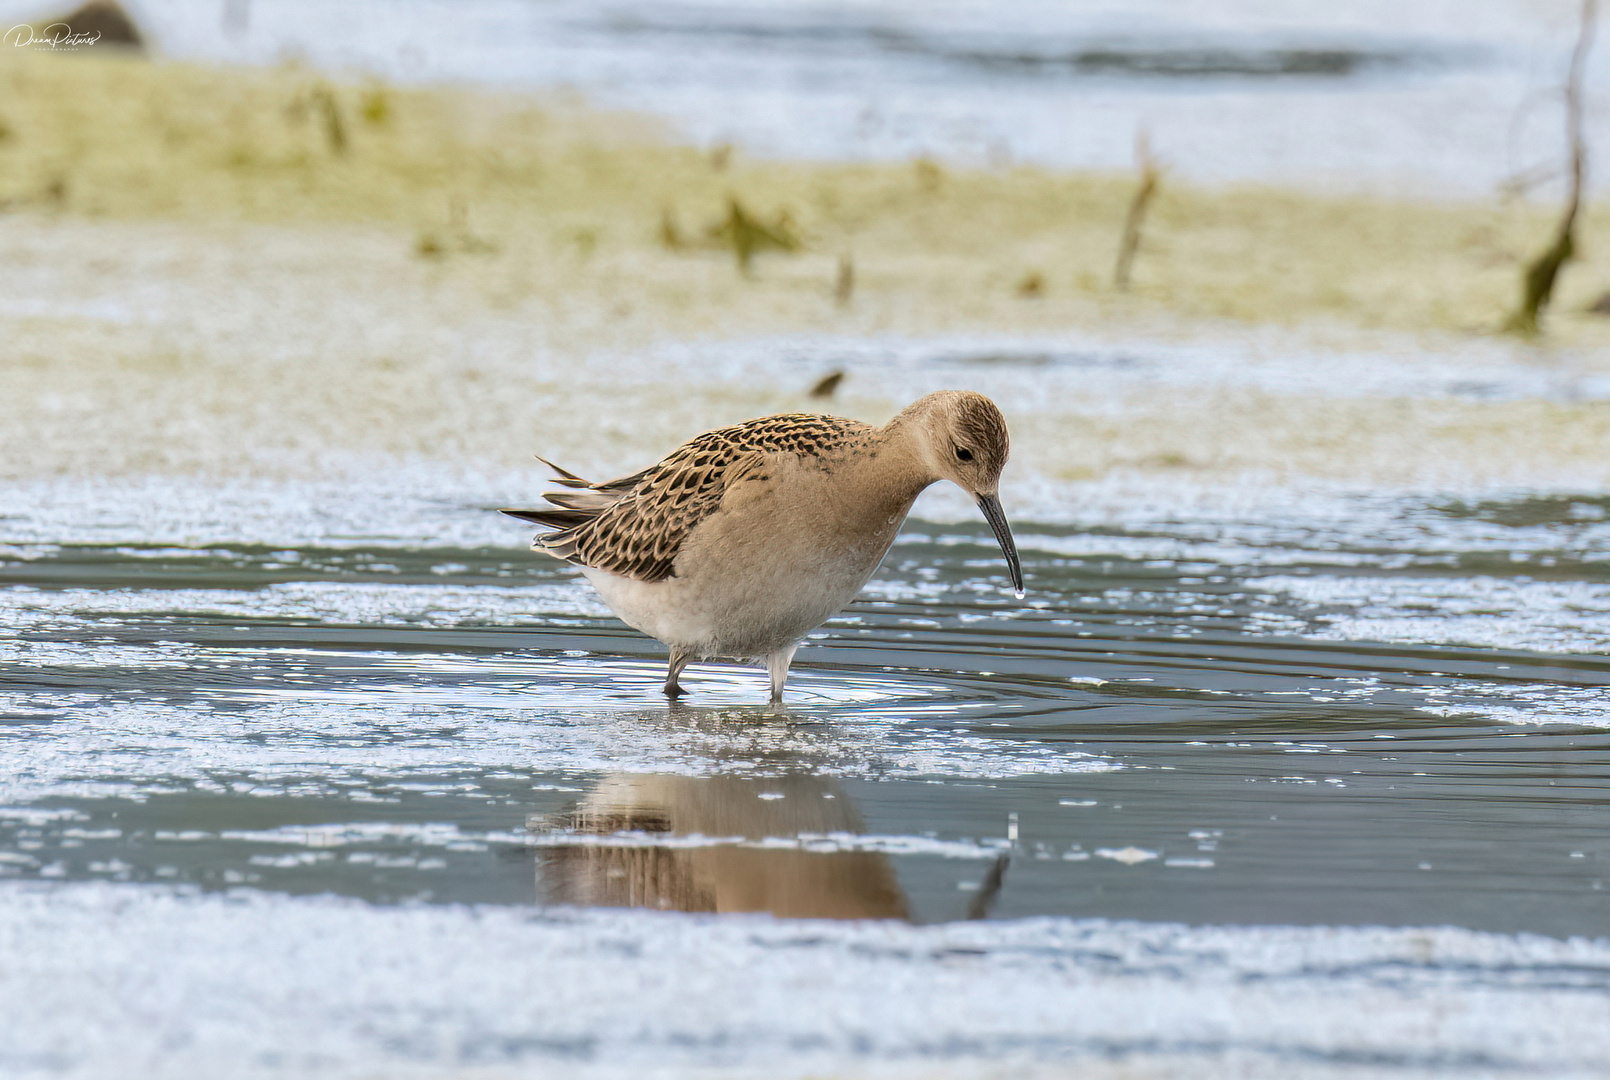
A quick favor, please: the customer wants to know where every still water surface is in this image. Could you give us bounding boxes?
[5,491,1607,938]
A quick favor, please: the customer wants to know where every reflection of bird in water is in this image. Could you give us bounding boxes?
[503,391,1021,704]
[534,773,908,920]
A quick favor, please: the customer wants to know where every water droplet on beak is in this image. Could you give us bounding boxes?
[1013,588,1026,601]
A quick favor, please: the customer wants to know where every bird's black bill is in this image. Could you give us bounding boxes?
[976,494,1024,596]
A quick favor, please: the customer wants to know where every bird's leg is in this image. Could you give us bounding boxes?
[664,648,691,698]
[765,643,799,706]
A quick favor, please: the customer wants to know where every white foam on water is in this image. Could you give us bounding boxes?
[1425,683,1610,730]
[525,828,1012,861]
[0,658,1119,805]
[190,820,1024,862]
[1264,574,1610,656]
[2,881,1608,1080]
[5,321,1610,546]
[6,470,1604,562]
[0,580,610,631]
[0,473,533,551]
[0,808,90,826]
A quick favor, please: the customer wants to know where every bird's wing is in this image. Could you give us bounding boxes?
[508,413,873,583]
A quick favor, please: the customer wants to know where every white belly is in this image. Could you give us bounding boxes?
[571,449,923,659]
[580,551,879,659]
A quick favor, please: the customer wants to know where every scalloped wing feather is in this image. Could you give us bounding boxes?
[529,413,873,583]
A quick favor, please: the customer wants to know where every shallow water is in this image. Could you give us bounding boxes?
[5,316,1610,1074]
[5,2,1610,1068]
[6,462,1610,1076]
[5,487,1608,939]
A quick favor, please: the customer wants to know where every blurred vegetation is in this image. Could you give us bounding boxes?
[3,51,1610,340]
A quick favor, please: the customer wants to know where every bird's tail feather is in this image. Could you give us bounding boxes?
[535,455,594,489]
[541,489,621,512]
[500,507,593,529]
[503,457,639,564]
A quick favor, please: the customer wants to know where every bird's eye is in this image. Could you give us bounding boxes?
[954,446,974,462]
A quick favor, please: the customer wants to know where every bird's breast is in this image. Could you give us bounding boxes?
[582,458,923,657]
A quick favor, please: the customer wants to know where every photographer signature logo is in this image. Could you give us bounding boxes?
[4,23,102,49]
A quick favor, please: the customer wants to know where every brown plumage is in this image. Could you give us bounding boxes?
[501,391,1021,705]
[505,413,873,583]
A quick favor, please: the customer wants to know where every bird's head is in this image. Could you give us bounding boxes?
[894,390,1022,595]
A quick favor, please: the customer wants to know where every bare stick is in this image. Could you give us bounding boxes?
[834,253,854,306]
[1114,131,1162,291]
[964,853,1010,920]
[1507,0,1596,334]
[809,371,845,399]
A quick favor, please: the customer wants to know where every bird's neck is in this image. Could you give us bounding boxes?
[853,419,938,511]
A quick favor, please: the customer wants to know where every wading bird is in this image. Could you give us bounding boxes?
[503,390,1022,704]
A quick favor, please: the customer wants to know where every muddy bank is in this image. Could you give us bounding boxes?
[2,51,1610,342]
